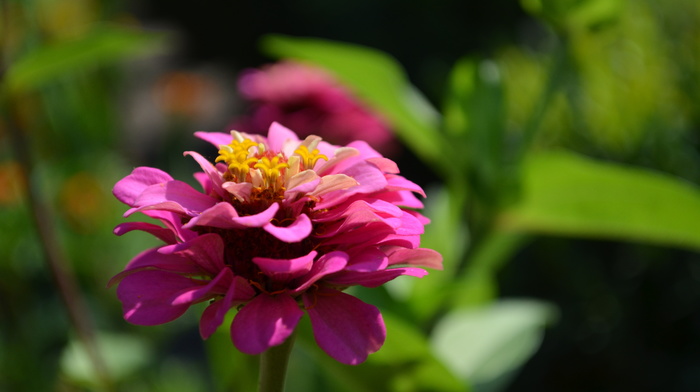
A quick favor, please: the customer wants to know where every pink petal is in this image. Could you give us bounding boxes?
[378,232,421,249]
[158,233,225,276]
[387,248,443,270]
[315,207,400,238]
[322,221,396,247]
[183,202,240,229]
[373,189,424,209]
[185,151,225,197]
[108,247,201,288]
[171,267,233,305]
[367,157,399,174]
[113,222,178,244]
[223,182,253,202]
[141,209,198,242]
[315,162,387,209]
[127,180,217,216]
[325,267,428,288]
[315,147,360,176]
[230,202,279,227]
[405,209,431,225]
[194,131,233,148]
[263,213,312,243]
[292,251,348,293]
[346,248,388,272]
[193,172,213,195]
[313,198,402,222]
[231,294,304,355]
[308,174,358,197]
[117,270,200,325]
[113,167,173,206]
[303,288,385,365]
[346,140,382,160]
[267,122,299,153]
[284,170,320,198]
[395,210,425,236]
[184,202,279,229]
[200,276,256,339]
[385,174,426,197]
[252,251,316,282]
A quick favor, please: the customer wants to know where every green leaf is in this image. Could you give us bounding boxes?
[520,0,624,32]
[451,231,530,308]
[431,300,557,392]
[60,332,152,388]
[443,57,508,203]
[294,311,465,392]
[499,151,700,251]
[4,24,166,94]
[406,185,469,321]
[260,34,449,174]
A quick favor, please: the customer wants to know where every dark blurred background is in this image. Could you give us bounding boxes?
[3,0,700,391]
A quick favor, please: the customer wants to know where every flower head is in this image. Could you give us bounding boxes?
[110,122,441,365]
[235,61,398,156]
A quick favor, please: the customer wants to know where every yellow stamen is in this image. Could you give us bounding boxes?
[216,138,260,181]
[254,155,289,189]
[294,145,328,170]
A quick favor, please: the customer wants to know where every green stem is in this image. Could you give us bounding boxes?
[258,334,295,392]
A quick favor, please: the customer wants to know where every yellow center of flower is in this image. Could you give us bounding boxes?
[254,155,288,189]
[215,131,329,192]
[215,138,260,181]
[294,145,328,170]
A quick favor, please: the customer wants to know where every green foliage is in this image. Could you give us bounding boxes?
[431,300,557,392]
[520,0,624,32]
[60,332,153,389]
[3,24,166,94]
[500,151,700,251]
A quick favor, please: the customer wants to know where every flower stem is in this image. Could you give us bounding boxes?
[1,93,114,389]
[258,334,295,392]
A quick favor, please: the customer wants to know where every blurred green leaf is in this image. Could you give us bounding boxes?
[451,232,530,308]
[443,57,508,204]
[60,332,152,388]
[3,24,166,94]
[149,359,209,392]
[520,0,623,32]
[431,300,557,392]
[499,151,700,251]
[261,34,450,175]
[294,312,465,392]
[407,185,468,321]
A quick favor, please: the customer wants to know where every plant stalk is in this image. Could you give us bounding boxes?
[258,334,295,392]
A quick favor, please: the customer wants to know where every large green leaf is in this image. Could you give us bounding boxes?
[431,300,557,392]
[260,35,449,174]
[443,57,511,205]
[293,311,465,392]
[499,151,700,250]
[3,24,166,94]
[405,185,469,321]
[60,332,152,389]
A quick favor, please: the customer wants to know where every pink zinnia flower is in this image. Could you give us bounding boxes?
[110,122,441,365]
[235,61,398,156]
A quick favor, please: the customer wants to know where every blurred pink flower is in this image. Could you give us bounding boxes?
[110,122,441,364]
[235,61,398,156]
